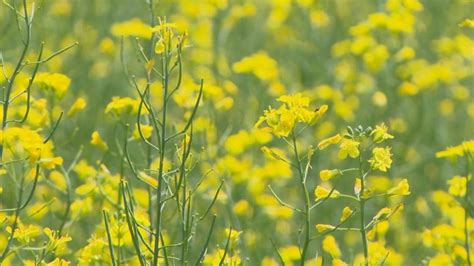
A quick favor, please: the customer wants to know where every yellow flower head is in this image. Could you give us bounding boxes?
[322,235,341,258]
[90,131,108,151]
[315,224,335,233]
[319,169,342,181]
[67,97,87,117]
[388,178,411,196]
[447,176,467,197]
[255,94,327,137]
[314,186,340,201]
[133,124,153,140]
[105,97,141,116]
[370,123,394,143]
[111,18,152,39]
[338,138,360,159]
[35,72,71,98]
[318,134,341,150]
[369,147,392,172]
[340,206,354,222]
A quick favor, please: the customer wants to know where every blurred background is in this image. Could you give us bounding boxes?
[1,0,473,264]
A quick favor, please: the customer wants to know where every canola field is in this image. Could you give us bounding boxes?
[0,0,473,265]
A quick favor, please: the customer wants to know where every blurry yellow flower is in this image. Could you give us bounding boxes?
[105,97,140,116]
[340,207,354,222]
[261,146,288,162]
[133,124,153,140]
[6,223,42,244]
[35,72,71,98]
[318,134,341,150]
[155,40,165,54]
[388,179,410,196]
[138,171,158,189]
[436,140,473,159]
[49,171,67,190]
[354,178,362,196]
[315,224,335,233]
[438,99,454,116]
[363,44,389,72]
[459,18,474,28]
[233,51,279,81]
[111,18,152,39]
[319,169,342,181]
[338,138,360,159]
[310,9,330,27]
[372,91,387,107]
[447,176,467,197]
[67,97,87,117]
[370,123,394,143]
[44,228,72,252]
[369,147,392,172]
[322,235,341,258]
[403,0,423,11]
[234,200,250,216]
[0,127,58,168]
[395,46,415,61]
[314,186,340,201]
[90,131,108,151]
[99,38,116,56]
[399,82,419,96]
[280,245,300,262]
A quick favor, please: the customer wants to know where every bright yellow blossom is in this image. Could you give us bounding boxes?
[369,147,392,172]
[90,131,108,151]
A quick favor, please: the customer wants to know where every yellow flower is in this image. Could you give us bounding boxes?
[369,147,392,172]
[35,72,71,98]
[373,204,403,221]
[340,206,353,222]
[447,176,467,197]
[256,94,326,137]
[261,146,288,162]
[322,235,341,258]
[155,40,165,54]
[318,134,341,150]
[319,169,342,181]
[388,179,410,196]
[90,131,108,151]
[314,186,340,201]
[459,18,474,28]
[395,46,415,61]
[0,127,58,168]
[111,18,152,39]
[233,51,279,81]
[6,223,42,244]
[436,140,474,159]
[370,123,394,143]
[338,138,360,159]
[233,200,250,216]
[105,97,141,116]
[44,228,72,252]
[133,124,153,140]
[315,224,335,233]
[67,97,87,117]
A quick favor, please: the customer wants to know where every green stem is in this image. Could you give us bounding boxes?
[358,148,369,266]
[152,34,170,266]
[465,153,472,266]
[292,136,311,265]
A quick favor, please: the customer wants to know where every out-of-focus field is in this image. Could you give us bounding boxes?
[0,0,473,265]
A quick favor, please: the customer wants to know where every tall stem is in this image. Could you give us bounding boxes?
[292,137,311,265]
[465,153,472,266]
[152,40,169,266]
[358,148,369,266]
